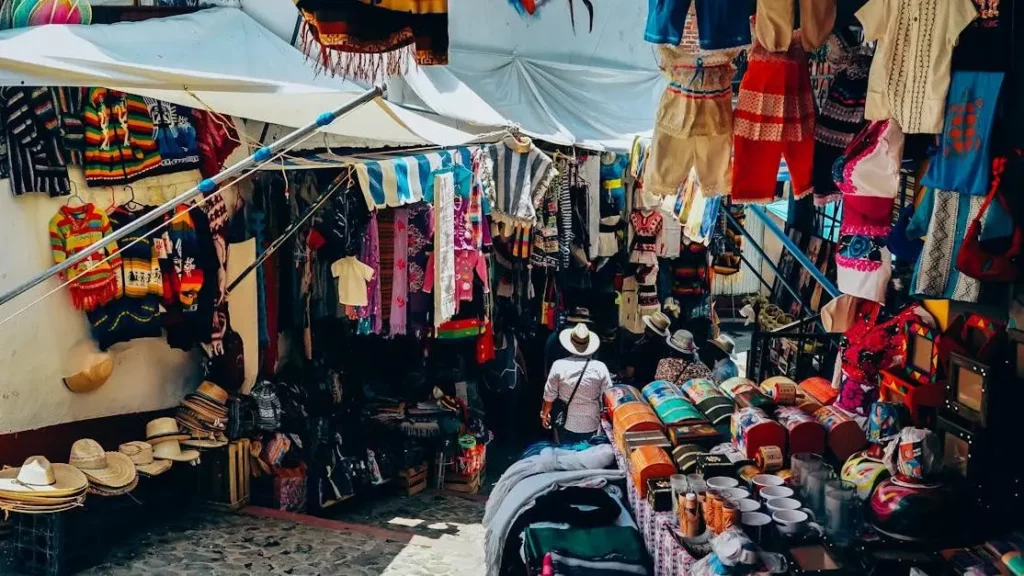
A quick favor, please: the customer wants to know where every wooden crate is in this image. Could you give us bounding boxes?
[398,463,428,496]
[204,439,251,510]
[444,467,485,494]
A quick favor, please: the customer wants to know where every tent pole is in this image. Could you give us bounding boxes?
[748,205,841,299]
[723,207,811,315]
[0,87,383,310]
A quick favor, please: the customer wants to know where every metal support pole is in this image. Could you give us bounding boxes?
[748,205,841,299]
[723,208,811,315]
[0,87,383,309]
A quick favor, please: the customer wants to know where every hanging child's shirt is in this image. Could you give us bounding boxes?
[82,88,162,185]
[424,249,489,306]
[331,256,375,307]
[49,203,122,311]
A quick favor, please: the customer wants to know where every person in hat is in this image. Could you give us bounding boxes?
[540,323,612,443]
[621,311,671,385]
[543,306,596,376]
[705,334,740,383]
[656,329,713,383]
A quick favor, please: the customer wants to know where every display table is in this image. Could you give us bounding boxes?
[603,420,696,576]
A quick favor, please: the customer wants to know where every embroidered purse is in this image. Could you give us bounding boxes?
[956,157,1022,282]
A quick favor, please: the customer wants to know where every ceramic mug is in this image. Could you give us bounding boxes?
[734,498,761,513]
[773,509,810,536]
[741,511,773,544]
[765,497,817,522]
[751,474,784,497]
[759,485,795,502]
[707,476,739,490]
[722,487,751,502]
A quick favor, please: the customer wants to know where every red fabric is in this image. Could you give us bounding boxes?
[732,136,814,203]
[193,110,240,179]
[732,38,815,203]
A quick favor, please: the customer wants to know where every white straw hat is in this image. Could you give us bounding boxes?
[558,323,600,357]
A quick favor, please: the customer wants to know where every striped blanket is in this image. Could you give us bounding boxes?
[354,147,474,210]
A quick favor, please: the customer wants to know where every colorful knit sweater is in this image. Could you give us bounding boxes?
[49,204,123,311]
[82,88,162,185]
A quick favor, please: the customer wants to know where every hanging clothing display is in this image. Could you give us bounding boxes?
[50,87,85,166]
[162,205,219,351]
[732,36,815,203]
[856,0,978,133]
[921,71,1004,196]
[755,0,836,52]
[193,109,240,178]
[600,153,627,213]
[390,207,410,335]
[49,203,122,311]
[432,170,457,327]
[813,34,872,206]
[908,187,1012,302]
[645,0,751,50]
[629,210,664,266]
[1,87,71,196]
[644,45,735,198]
[295,0,449,81]
[143,99,201,173]
[89,206,166,350]
[952,0,1008,72]
[487,138,557,237]
[359,211,383,333]
[331,256,375,307]
[82,88,162,185]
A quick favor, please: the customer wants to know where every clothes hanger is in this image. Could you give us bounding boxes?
[64,182,86,207]
[123,184,145,212]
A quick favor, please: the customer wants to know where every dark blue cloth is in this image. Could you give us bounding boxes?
[645,0,691,44]
[695,0,752,51]
[921,71,1005,196]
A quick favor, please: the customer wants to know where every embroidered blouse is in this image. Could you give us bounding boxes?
[857,0,977,133]
[630,210,665,254]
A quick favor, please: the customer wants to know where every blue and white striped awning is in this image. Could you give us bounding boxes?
[354,147,474,211]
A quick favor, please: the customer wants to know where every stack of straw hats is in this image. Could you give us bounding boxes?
[118,441,172,477]
[145,417,200,464]
[176,382,229,448]
[69,439,138,496]
[0,456,88,513]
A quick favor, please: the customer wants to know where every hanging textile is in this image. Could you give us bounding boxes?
[433,170,457,326]
[358,211,383,334]
[1,87,71,196]
[377,209,396,325]
[295,0,449,82]
[49,203,122,311]
[390,207,410,335]
[353,147,472,211]
[50,87,85,166]
[82,88,162,186]
[487,138,557,236]
[5,0,92,28]
[193,109,240,178]
[143,99,201,174]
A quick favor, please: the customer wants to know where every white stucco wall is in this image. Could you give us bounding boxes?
[0,147,247,434]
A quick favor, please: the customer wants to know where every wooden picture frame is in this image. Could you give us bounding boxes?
[944,352,992,427]
[901,319,941,384]
[1009,329,1024,381]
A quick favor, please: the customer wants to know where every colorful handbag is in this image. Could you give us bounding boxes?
[956,156,1022,282]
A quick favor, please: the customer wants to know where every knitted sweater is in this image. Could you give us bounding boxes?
[88,207,167,349]
[82,88,162,185]
[162,205,219,350]
[2,87,71,196]
[49,204,123,311]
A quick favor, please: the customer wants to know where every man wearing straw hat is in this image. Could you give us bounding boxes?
[543,306,597,376]
[540,323,613,444]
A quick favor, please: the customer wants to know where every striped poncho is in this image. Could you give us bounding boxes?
[49,203,123,311]
[486,139,557,235]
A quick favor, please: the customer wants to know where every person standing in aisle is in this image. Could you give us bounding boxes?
[540,323,613,443]
[543,306,595,375]
[620,311,672,385]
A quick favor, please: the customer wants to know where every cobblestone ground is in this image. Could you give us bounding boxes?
[2,491,486,576]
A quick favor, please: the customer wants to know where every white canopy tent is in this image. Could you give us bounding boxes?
[241,0,664,152]
[0,7,501,148]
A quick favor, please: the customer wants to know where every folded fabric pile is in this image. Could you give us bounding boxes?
[176,381,229,448]
[69,438,138,496]
[0,456,88,513]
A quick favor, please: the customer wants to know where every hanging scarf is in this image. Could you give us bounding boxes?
[433,170,457,327]
[295,0,449,82]
[390,207,410,335]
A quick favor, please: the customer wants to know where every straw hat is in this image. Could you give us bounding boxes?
[69,439,137,489]
[118,441,172,477]
[707,334,737,357]
[145,417,190,444]
[152,439,200,463]
[0,456,88,497]
[195,381,229,406]
[182,438,228,449]
[89,475,139,497]
[62,340,113,394]
[666,330,698,354]
[558,323,600,357]
[642,311,671,337]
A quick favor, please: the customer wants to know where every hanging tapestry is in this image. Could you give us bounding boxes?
[294,0,449,82]
[2,0,92,28]
[433,170,456,326]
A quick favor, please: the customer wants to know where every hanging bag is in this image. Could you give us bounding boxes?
[956,157,1022,282]
[550,359,591,431]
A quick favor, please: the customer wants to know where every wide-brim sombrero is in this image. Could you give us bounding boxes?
[182,438,228,449]
[76,452,137,489]
[0,464,88,497]
[88,475,139,497]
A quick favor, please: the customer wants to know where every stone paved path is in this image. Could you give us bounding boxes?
[3,492,486,576]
